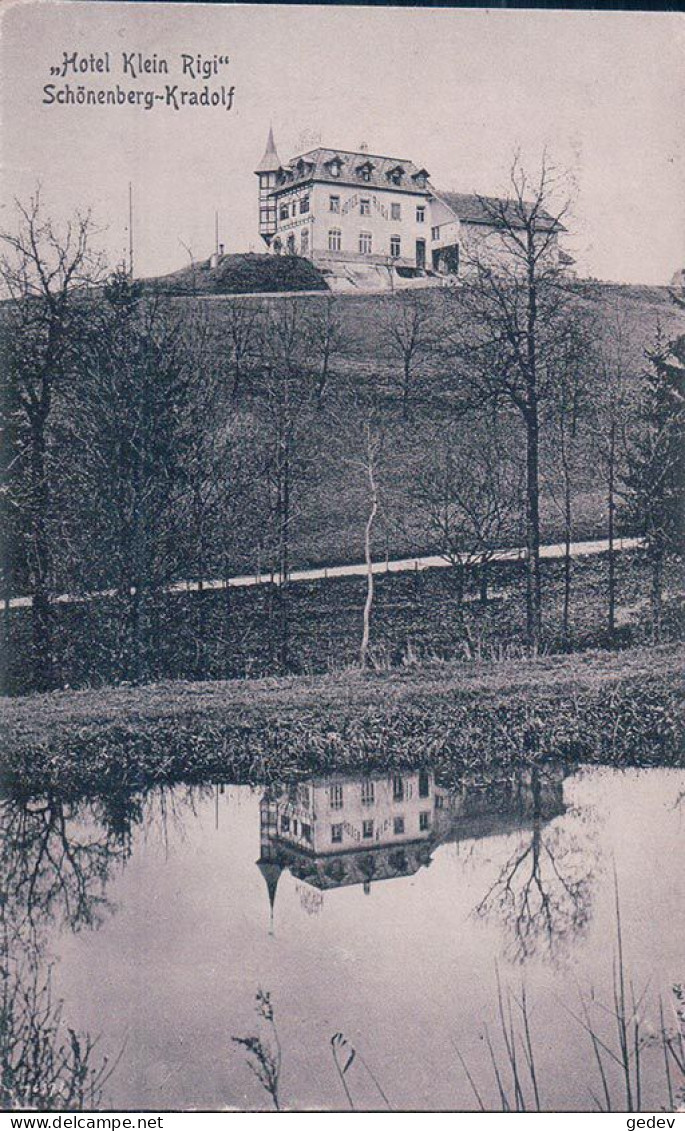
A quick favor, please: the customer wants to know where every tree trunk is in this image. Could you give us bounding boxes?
[278,436,290,673]
[195,491,206,679]
[454,563,473,656]
[29,417,53,691]
[2,528,12,693]
[525,409,542,651]
[560,424,573,651]
[651,548,664,644]
[607,419,616,641]
[317,348,329,405]
[403,356,411,421]
[129,581,142,684]
[480,560,489,605]
[360,455,378,669]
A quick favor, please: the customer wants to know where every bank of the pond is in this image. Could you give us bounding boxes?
[1,644,682,798]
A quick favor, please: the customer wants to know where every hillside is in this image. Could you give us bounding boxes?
[166,279,685,574]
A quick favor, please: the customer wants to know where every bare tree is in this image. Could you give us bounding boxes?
[219,297,264,400]
[544,316,593,647]
[178,303,224,675]
[306,294,346,404]
[380,290,435,420]
[412,412,523,647]
[589,300,636,640]
[67,270,192,683]
[0,191,104,689]
[445,152,577,649]
[256,299,314,672]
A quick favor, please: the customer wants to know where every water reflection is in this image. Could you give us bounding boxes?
[256,765,591,962]
[0,784,211,1110]
[0,764,681,1111]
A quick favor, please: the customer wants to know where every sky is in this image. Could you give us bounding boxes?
[1,2,683,284]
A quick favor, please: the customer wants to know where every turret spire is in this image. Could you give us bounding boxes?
[255,126,281,174]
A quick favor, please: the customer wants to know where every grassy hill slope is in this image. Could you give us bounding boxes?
[144,252,329,296]
[182,281,684,573]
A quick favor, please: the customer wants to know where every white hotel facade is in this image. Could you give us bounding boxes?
[255,129,568,278]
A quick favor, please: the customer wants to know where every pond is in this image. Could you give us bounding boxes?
[2,764,683,1111]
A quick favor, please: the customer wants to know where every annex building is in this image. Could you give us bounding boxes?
[254,129,570,287]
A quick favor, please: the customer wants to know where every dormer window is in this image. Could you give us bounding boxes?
[412,168,430,188]
[387,164,405,186]
[356,159,375,182]
[295,158,312,177]
[326,155,344,178]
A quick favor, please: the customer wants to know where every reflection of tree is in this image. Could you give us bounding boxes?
[475,769,595,962]
[0,780,215,1107]
[0,791,137,1110]
[0,797,131,952]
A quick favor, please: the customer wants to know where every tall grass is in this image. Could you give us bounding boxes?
[457,873,684,1113]
[0,960,121,1111]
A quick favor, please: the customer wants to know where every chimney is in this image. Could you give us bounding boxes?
[360,142,369,155]
[219,243,224,257]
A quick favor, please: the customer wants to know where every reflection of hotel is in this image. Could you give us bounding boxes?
[257,767,566,911]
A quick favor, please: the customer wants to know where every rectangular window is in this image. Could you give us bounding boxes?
[329,195,340,213]
[416,206,425,223]
[328,228,342,252]
[391,202,401,221]
[390,235,401,259]
[280,814,290,833]
[362,819,374,839]
[331,823,343,844]
[431,226,440,241]
[329,783,343,809]
[361,780,375,806]
[279,204,289,221]
[419,771,430,799]
[419,811,431,831]
[292,818,298,836]
[300,228,309,254]
[359,231,372,254]
[392,775,404,802]
[360,198,370,216]
[300,196,310,214]
[299,785,310,807]
[301,822,312,843]
[394,816,405,836]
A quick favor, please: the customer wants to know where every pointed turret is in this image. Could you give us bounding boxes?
[255,127,280,245]
[255,126,281,175]
[257,858,283,935]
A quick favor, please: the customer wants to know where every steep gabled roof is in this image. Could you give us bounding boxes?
[436,190,565,232]
[270,147,431,197]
